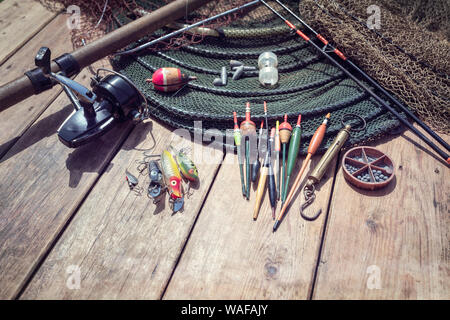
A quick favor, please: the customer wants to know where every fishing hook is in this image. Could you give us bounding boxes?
[185,182,195,199]
[300,184,322,221]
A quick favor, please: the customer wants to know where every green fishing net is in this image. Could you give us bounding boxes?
[109,0,407,154]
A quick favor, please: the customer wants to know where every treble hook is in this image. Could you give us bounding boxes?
[300,184,322,221]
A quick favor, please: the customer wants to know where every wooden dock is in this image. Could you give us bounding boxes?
[0,0,448,300]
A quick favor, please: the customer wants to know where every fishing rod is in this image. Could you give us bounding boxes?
[273,0,450,153]
[274,113,330,231]
[0,0,261,110]
[261,0,450,164]
[116,0,262,56]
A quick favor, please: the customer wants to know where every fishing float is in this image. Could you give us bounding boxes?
[274,120,281,200]
[240,102,256,200]
[274,113,331,231]
[282,114,302,206]
[279,114,292,202]
[233,111,246,198]
[268,127,278,219]
[253,103,270,220]
[252,121,264,183]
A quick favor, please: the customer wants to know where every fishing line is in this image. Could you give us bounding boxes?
[95,0,110,28]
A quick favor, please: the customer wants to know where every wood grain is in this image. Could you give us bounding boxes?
[0,64,134,299]
[21,123,223,299]
[0,0,59,65]
[0,14,72,159]
[163,152,337,299]
[313,127,450,299]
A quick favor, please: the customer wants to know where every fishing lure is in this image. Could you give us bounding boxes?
[125,170,139,190]
[160,150,184,212]
[175,149,199,183]
[147,160,164,203]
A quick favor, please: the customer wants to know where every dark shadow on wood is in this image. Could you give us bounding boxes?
[342,174,397,197]
[0,104,73,163]
[152,193,167,215]
[400,131,448,167]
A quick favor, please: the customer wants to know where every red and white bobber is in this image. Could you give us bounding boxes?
[147,67,196,93]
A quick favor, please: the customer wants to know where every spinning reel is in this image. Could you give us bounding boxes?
[33,47,147,148]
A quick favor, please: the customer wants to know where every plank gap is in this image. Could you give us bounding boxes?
[0,13,75,161]
[307,149,342,300]
[0,13,59,67]
[0,1,63,66]
[160,152,226,300]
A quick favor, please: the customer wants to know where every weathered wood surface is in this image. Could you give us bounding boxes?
[313,127,450,299]
[0,14,72,159]
[0,0,449,300]
[0,64,134,299]
[21,125,223,299]
[163,152,337,299]
[0,0,59,65]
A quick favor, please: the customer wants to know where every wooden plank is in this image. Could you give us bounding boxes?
[313,127,450,299]
[0,0,59,65]
[163,152,337,299]
[0,14,73,159]
[20,123,223,299]
[0,64,134,299]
